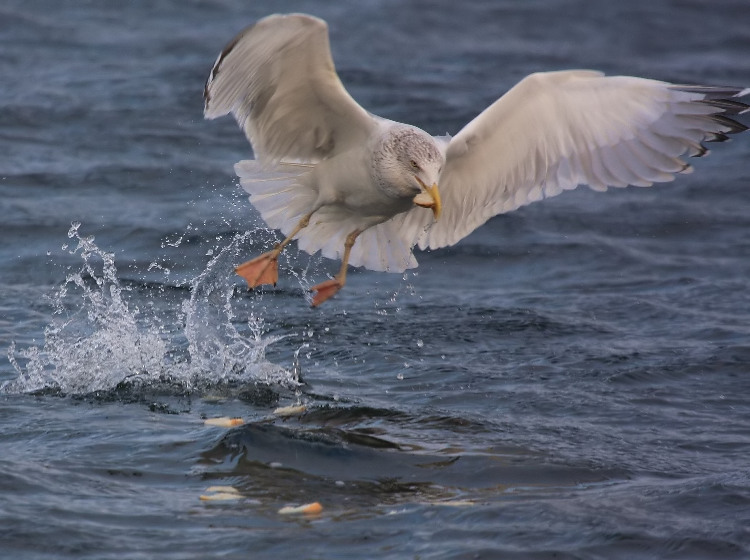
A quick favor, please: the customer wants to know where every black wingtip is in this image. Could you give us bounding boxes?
[698,98,750,116]
[203,22,258,111]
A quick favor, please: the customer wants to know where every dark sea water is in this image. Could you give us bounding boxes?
[2,1,750,558]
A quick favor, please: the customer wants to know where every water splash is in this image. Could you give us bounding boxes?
[180,229,291,386]
[4,223,296,395]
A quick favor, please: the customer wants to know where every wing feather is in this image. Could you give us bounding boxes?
[204,14,376,165]
[393,70,747,250]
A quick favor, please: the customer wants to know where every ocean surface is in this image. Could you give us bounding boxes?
[2,1,750,558]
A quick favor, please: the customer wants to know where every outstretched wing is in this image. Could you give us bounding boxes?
[204,13,376,165]
[399,70,748,250]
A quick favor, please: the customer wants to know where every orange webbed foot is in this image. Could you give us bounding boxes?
[235,252,278,288]
[310,278,343,307]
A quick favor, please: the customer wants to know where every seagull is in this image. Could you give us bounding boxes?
[204,13,748,307]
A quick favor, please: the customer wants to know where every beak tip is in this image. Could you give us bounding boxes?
[413,182,441,220]
[430,183,442,221]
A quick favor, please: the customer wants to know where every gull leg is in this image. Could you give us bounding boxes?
[311,229,362,307]
[235,212,313,288]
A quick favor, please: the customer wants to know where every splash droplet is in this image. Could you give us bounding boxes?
[5,228,297,395]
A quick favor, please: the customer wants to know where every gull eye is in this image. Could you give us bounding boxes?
[409,159,421,171]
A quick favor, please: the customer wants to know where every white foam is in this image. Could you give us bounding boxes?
[4,223,296,395]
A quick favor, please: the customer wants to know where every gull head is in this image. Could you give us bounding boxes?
[373,125,443,219]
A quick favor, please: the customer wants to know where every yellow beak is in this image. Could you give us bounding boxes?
[413,178,442,220]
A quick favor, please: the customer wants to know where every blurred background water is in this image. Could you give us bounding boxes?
[1,1,750,558]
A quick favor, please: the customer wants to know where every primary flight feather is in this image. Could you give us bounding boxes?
[204,13,749,306]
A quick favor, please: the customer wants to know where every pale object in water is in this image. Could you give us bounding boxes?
[273,404,307,417]
[203,417,244,428]
[200,486,243,501]
[278,502,323,515]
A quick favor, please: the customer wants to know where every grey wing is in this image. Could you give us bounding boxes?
[204,13,377,164]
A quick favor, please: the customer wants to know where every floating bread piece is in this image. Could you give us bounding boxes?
[200,492,243,501]
[203,417,244,427]
[205,486,241,494]
[273,405,307,417]
[278,501,323,515]
[200,486,243,501]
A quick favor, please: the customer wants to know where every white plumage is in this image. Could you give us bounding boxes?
[204,13,748,305]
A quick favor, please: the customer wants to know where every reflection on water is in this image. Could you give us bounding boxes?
[197,413,627,519]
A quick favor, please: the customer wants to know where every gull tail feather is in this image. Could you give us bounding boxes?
[300,214,418,273]
[234,160,317,236]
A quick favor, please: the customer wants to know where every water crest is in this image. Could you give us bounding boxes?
[4,223,296,396]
